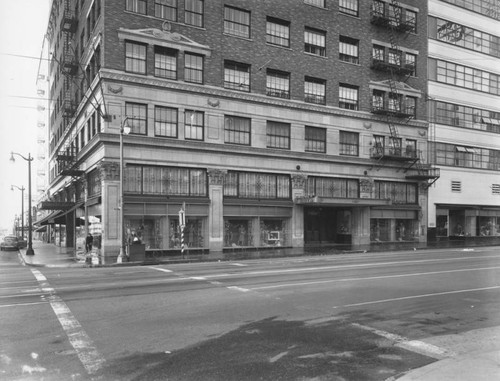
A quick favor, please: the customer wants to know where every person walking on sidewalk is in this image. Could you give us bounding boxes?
[85,233,94,253]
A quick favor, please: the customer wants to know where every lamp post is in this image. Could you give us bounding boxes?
[11,185,25,241]
[10,152,34,256]
[118,117,131,262]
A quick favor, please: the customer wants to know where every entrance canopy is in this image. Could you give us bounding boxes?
[295,196,392,207]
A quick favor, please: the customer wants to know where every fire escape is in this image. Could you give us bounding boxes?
[56,0,83,178]
[369,0,440,188]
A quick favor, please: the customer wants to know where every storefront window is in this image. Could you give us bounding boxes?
[436,215,448,236]
[396,219,419,241]
[169,218,205,248]
[260,219,288,247]
[224,219,253,247]
[371,219,390,241]
[478,216,499,236]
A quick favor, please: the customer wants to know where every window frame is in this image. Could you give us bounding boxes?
[339,35,359,64]
[184,52,204,84]
[224,115,251,146]
[339,0,359,17]
[266,121,291,150]
[126,0,146,14]
[155,105,178,138]
[339,130,359,156]
[304,27,326,57]
[266,69,290,99]
[304,76,326,105]
[184,110,204,141]
[125,102,148,135]
[125,41,147,74]
[224,60,250,92]
[154,0,177,21]
[305,126,326,153]
[266,17,290,48]
[224,5,251,38]
[154,46,177,79]
[185,0,204,27]
[339,83,359,110]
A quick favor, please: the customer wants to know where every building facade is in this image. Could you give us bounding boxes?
[39,0,436,263]
[427,0,500,244]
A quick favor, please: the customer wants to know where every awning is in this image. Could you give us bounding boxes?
[34,210,64,226]
[35,226,47,232]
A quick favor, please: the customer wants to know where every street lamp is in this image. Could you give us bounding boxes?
[118,117,131,262]
[10,152,35,256]
[11,185,25,241]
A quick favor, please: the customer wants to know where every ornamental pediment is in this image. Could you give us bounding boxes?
[369,80,421,97]
[118,27,211,57]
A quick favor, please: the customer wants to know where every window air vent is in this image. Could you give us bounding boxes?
[492,184,500,195]
[451,180,461,193]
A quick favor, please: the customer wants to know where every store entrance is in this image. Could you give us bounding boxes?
[304,207,351,244]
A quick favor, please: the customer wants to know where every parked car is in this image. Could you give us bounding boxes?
[0,235,19,251]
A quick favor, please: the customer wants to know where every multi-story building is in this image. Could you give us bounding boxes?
[427,0,500,245]
[39,0,437,263]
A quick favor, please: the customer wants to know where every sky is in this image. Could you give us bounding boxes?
[0,0,51,232]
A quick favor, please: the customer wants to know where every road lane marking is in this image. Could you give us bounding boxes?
[170,255,500,280]
[30,269,105,375]
[227,286,250,293]
[249,265,500,290]
[147,266,173,273]
[333,285,500,309]
[0,301,48,308]
[351,323,455,359]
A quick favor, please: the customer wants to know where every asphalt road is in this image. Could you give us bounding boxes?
[1,247,499,380]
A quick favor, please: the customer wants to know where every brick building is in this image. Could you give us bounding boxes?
[38,0,437,262]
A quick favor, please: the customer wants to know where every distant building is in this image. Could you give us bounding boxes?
[427,0,500,244]
[39,0,438,262]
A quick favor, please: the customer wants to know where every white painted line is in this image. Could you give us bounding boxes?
[250,265,500,290]
[351,323,455,359]
[333,285,500,309]
[0,301,48,308]
[230,263,247,267]
[190,276,207,280]
[183,255,500,280]
[227,286,250,293]
[147,266,173,273]
[30,269,105,375]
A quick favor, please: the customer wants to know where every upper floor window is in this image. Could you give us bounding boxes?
[155,0,177,21]
[266,69,290,99]
[184,110,204,140]
[184,53,203,83]
[224,61,250,92]
[224,171,291,200]
[304,76,326,105]
[266,17,290,47]
[155,106,178,138]
[267,121,290,150]
[125,102,147,135]
[339,84,359,110]
[224,115,251,145]
[224,6,250,38]
[126,0,146,14]
[304,27,326,56]
[304,0,325,7]
[433,100,500,133]
[438,0,500,21]
[125,41,146,74]
[339,36,359,64]
[305,126,326,153]
[154,46,177,79]
[185,0,203,27]
[339,131,359,156]
[433,59,500,95]
[339,0,359,17]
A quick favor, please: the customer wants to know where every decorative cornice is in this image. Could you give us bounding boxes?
[101,69,428,128]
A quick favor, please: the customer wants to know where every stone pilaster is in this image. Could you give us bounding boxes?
[207,169,226,253]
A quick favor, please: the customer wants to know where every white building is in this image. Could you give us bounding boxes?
[427,0,500,244]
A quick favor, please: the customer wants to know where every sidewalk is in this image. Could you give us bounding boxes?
[17,240,500,381]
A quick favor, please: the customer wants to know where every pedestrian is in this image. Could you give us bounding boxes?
[85,233,94,253]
